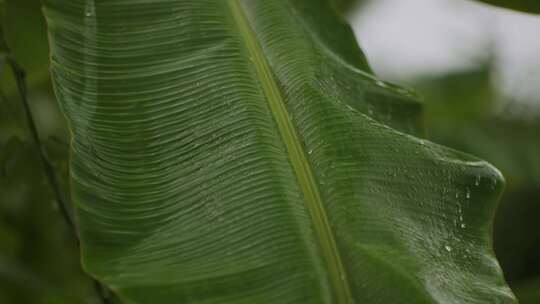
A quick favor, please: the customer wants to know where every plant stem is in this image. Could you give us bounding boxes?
[3,52,113,304]
[7,57,77,232]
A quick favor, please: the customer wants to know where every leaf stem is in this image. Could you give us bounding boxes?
[6,56,77,231]
[2,51,113,304]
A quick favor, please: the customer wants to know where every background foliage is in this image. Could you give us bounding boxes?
[0,0,538,303]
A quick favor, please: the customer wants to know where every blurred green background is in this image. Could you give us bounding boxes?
[1,0,539,303]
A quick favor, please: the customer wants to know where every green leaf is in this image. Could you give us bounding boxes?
[43,0,515,303]
[413,64,540,190]
[474,0,540,14]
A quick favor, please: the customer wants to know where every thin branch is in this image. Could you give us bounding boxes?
[2,53,113,304]
[94,281,114,304]
[6,56,77,232]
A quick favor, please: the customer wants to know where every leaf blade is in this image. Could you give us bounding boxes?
[43,0,516,303]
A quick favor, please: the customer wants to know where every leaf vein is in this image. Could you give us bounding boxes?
[227,1,353,303]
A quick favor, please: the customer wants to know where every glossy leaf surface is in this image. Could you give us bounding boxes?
[43,0,515,303]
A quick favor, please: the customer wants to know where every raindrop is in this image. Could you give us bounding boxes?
[444,245,452,252]
[84,6,95,17]
[466,188,470,199]
[460,223,466,229]
[396,88,408,94]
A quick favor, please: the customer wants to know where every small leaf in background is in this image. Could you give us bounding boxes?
[473,0,540,14]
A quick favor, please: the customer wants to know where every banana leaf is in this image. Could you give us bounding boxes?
[42,0,515,303]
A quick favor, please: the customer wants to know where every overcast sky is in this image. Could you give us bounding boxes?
[349,0,540,104]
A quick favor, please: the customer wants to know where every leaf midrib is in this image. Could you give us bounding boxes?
[227,1,352,303]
